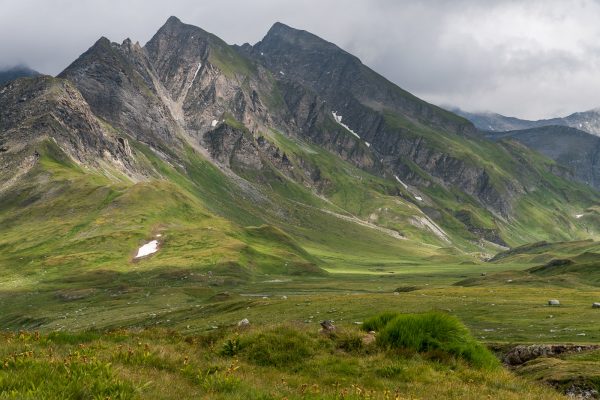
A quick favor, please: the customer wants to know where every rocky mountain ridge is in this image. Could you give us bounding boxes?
[453,107,600,137]
[2,16,599,256]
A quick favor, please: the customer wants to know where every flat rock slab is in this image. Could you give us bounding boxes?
[504,344,600,366]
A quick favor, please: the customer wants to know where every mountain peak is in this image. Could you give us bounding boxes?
[150,15,217,44]
[268,21,295,34]
[166,15,182,25]
[161,16,189,31]
[261,21,335,52]
[91,36,112,49]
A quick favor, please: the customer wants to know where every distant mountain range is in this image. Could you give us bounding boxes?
[485,125,600,190]
[0,65,40,85]
[451,107,600,190]
[451,107,600,137]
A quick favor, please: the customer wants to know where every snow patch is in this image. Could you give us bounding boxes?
[279,70,285,75]
[394,175,408,189]
[211,119,219,127]
[415,196,423,201]
[365,142,370,147]
[332,111,360,139]
[575,214,584,219]
[135,240,159,258]
[260,52,264,56]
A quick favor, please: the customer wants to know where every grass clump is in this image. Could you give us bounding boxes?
[238,326,316,368]
[363,311,499,369]
[361,311,401,332]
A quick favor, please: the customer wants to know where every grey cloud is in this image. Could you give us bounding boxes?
[1,0,599,119]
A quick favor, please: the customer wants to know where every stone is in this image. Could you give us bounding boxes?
[548,299,560,306]
[504,344,600,366]
[237,318,250,327]
[319,320,336,334]
[593,302,600,308]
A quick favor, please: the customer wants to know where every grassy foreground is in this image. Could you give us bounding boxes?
[0,321,564,400]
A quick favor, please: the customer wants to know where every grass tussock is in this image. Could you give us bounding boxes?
[363,311,500,369]
[237,326,318,367]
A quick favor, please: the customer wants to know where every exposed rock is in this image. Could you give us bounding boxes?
[565,385,599,400]
[237,318,250,327]
[504,344,600,366]
[319,320,336,334]
[548,299,561,306]
[59,37,182,152]
[0,76,142,182]
[593,303,600,309]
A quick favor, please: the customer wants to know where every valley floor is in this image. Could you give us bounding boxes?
[2,258,600,399]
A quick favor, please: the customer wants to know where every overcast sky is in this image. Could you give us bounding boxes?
[1,0,599,119]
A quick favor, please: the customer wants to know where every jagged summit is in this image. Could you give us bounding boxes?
[260,21,348,54]
[149,15,222,47]
[165,15,182,25]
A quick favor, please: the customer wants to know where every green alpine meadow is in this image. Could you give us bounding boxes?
[2,8,600,400]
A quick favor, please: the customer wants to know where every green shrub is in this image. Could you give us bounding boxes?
[367,311,499,369]
[220,336,242,357]
[240,327,315,367]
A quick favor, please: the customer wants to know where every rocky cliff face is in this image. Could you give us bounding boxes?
[59,37,183,156]
[241,22,475,136]
[238,22,521,217]
[0,76,140,187]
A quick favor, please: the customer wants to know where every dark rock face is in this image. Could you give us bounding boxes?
[204,123,263,170]
[238,22,520,216]
[244,22,474,136]
[0,76,140,185]
[59,37,182,153]
[144,16,212,102]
